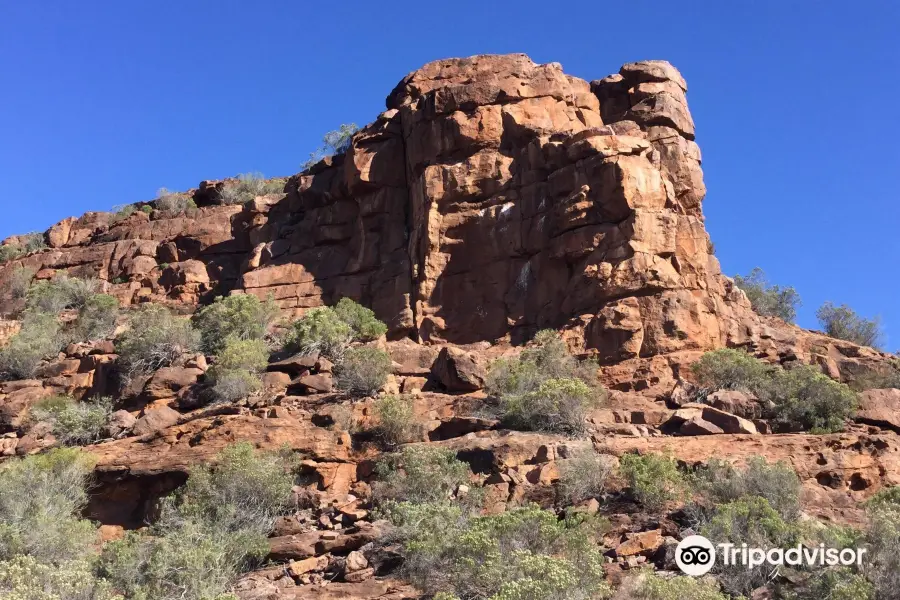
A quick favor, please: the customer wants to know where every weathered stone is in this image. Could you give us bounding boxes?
[132,405,182,436]
[431,347,486,392]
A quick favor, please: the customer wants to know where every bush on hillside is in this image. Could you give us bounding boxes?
[702,497,802,596]
[499,377,597,435]
[333,297,387,341]
[74,293,119,341]
[99,443,294,600]
[0,313,63,380]
[372,394,418,447]
[116,305,200,377]
[788,568,874,600]
[690,348,773,398]
[109,204,138,223]
[192,294,278,355]
[557,450,613,505]
[383,503,610,600]
[817,302,883,349]
[0,449,97,564]
[218,173,285,205]
[865,502,900,600]
[5,267,35,301]
[334,346,392,397]
[690,456,801,521]
[25,274,100,315]
[0,555,122,600]
[287,306,353,358]
[617,571,727,600]
[303,123,359,169]
[770,364,857,433]
[619,453,687,511]
[733,267,801,323]
[374,446,470,505]
[0,233,45,265]
[207,337,269,403]
[30,396,112,446]
[850,360,900,391]
[154,188,197,213]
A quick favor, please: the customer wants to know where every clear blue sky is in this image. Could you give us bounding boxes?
[1,2,898,347]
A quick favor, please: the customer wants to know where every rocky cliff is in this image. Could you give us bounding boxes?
[0,54,898,599]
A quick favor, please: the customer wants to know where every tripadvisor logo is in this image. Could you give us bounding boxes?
[675,535,867,576]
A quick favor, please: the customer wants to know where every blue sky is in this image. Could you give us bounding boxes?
[1,2,898,346]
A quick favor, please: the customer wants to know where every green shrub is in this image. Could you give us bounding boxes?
[851,360,900,391]
[383,503,610,600]
[499,377,597,435]
[74,293,119,341]
[817,302,883,349]
[557,450,613,505]
[287,306,353,358]
[865,503,900,600]
[332,297,387,341]
[619,453,687,511]
[788,568,874,600]
[207,338,269,403]
[303,123,359,169]
[110,204,138,223]
[0,448,97,564]
[25,275,99,314]
[770,364,857,433]
[733,267,801,323]
[690,348,772,397]
[218,173,285,205]
[701,497,802,596]
[0,555,122,600]
[0,313,63,380]
[690,456,801,520]
[372,394,418,447]
[619,570,727,600]
[375,446,470,504]
[116,305,200,377]
[30,396,112,446]
[193,294,278,355]
[0,233,45,265]
[5,267,35,301]
[154,188,197,213]
[334,346,392,397]
[867,486,900,508]
[99,443,294,600]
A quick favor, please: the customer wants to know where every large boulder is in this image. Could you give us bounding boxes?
[432,347,486,393]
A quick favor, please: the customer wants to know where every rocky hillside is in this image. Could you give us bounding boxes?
[0,54,899,600]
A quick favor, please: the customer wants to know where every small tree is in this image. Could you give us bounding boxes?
[0,313,63,380]
[690,348,772,398]
[207,338,269,403]
[334,347,392,397]
[303,123,359,169]
[74,293,119,341]
[770,364,857,433]
[116,305,200,377]
[817,302,883,349]
[29,395,112,446]
[619,453,687,511]
[733,267,801,323]
[333,297,387,341]
[193,294,278,355]
[286,306,353,359]
[499,377,598,435]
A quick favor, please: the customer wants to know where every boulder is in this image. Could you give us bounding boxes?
[432,347,486,393]
[857,389,900,432]
[614,529,664,557]
[268,354,319,376]
[132,405,181,436]
[105,410,137,438]
[289,373,334,395]
[143,367,202,400]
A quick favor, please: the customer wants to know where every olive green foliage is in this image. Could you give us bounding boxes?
[691,349,857,433]
[702,497,802,596]
[0,554,122,600]
[30,395,112,446]
[192,294,278,355]
[0,449,97,564]
[619,453,687,511]
[99,443,294,600]
[384,503,610,600]
[0,312,63,380]
[110,204,138,223]
[619,571,727,600]
[867,486,900,508]
[207,337,269,403]
[286,298,386,359]
[5,266,35,301]
[26,275,100,314]
[154,188,197,213]
[0,233,46,264]
[817,302,883,349]
[788,568,874,600]
[851,360,900,391]
[691,456,801,520]
[333,297,387,341]
[116,305,200,377]
[75,293,119,340]
[557,450,613,505]
[374,446,470,505]
[733,267,802,323]
[865,502,900,600]
[486,330,603,435]
[771,364,858,433]
[372,394,418,447]
[218,172,285,205]
[334,346,392,397]
[303,123,359,169]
